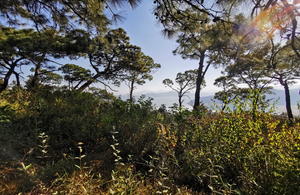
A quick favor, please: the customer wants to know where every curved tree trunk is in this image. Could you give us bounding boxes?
[279,76,293,119]
[0,67,14,93]
[78,73,101,91]
[29,54,46,88]
[194,51,205,110]
[13,71,20,87]
[30,63,41,88]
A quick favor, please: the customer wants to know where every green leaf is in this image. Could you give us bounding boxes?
[25,164,32,170]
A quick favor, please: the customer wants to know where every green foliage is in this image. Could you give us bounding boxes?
[59,64,92,89]
[2,86,300,194]
[72,28,154,91]
[121,53,161,102]
[36,132,50,160]
[0,104,14,123]
[163,69,198,108]
[0,27,73,92]
[0,0,142,33]
[214,76,237,110]
[0,27,157,94]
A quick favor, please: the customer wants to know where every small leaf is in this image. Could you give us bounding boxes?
[25,164,32,170]
[110,189,114,194]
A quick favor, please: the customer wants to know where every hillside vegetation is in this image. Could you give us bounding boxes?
[1,87,300,195]
[1,1,300,194]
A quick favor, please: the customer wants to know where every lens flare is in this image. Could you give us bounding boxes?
[253,1,299,34]
[232,1,300,48]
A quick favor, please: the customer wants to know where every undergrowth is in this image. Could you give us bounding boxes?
[0,87,300,194]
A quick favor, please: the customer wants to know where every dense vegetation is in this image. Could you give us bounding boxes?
[0,86,300,195]
[1,0,300,194]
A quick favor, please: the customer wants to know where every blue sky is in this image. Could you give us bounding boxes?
[105,1,222,96]
[19,0,300,99]
[107,1,300,98]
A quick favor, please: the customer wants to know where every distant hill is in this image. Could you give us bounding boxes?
[119,91,196,108]
[187,88,300,114]
[119,88,300,115]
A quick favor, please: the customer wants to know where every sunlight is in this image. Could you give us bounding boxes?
[253,1,300,35]
[231,1,300,49]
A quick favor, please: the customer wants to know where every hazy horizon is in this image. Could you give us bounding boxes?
[117,88,300,115]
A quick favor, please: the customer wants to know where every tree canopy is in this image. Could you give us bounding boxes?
[0,26,161,95]
[0,0,142,32]
[163,69,199,108]
[121,53,161,102]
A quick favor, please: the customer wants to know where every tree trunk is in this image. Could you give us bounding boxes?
[283,82,293,119]
[0,66,14,93]
[78,73,101,91]
[252,90,259,120]
[14,71,20,87]
[30,63,41,88]
[29,53,45,88]
[278,76,293,119]
[194,51,205,110]
[73,80,83,90]
[178,93,182,108]
[129,79,135,103]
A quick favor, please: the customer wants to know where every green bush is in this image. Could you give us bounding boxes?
[1,87,300,194]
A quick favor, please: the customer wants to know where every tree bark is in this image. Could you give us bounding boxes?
[129,79,135,103]
[284,83,293,119]
[194,51,205,110]
[29,53,46,88]
[179,93,182,108]
[13,71,20,87]
[78,73,101,91]
[279,76,293,119]
[0,66,14,93]
[30,62,41,88]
